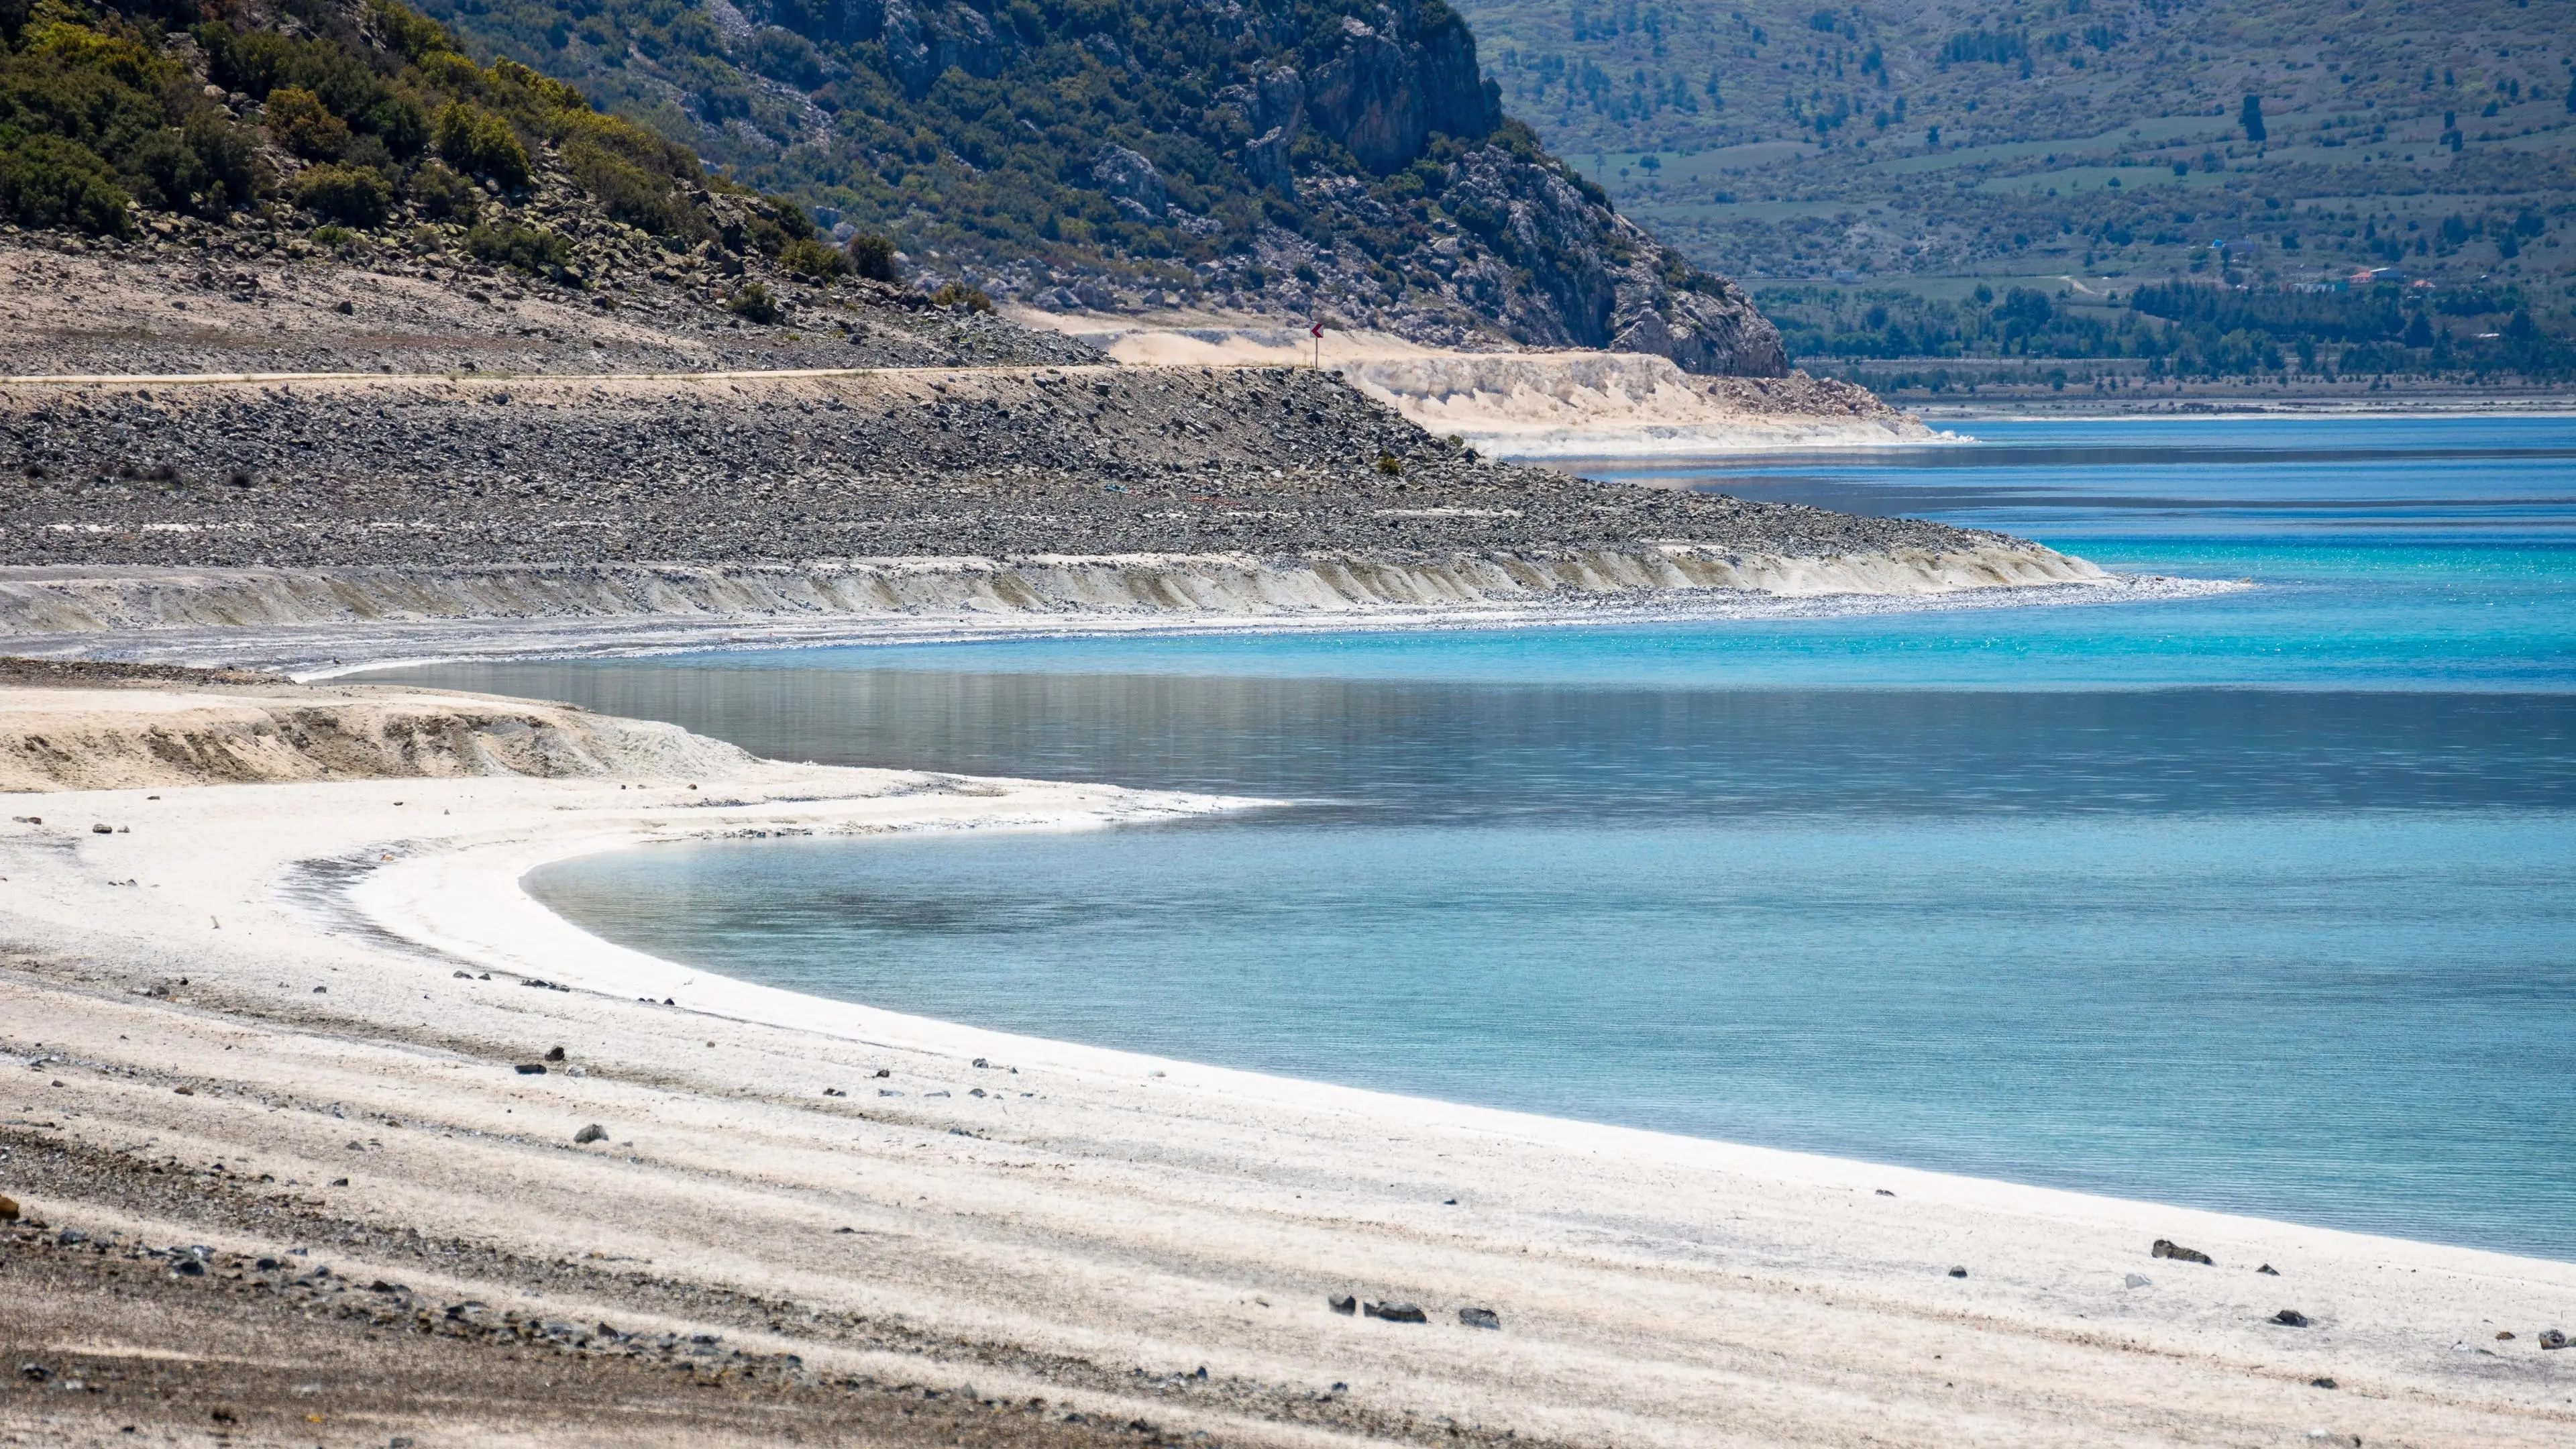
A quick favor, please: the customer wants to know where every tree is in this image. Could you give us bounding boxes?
[2239,95,2266,145]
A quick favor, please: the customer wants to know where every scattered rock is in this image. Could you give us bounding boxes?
[1458,1306,1501,1330]
[1947,1267,1968,1279]
[172,1258,205,1277]
[329,1177,349,1187]
[90,822,112,834]
[2257,1263,2280,1275]
[209,1403,236,1424]
[573,1124,608,1144]
[1874,1188,1894,1197]
[2497,1330,2516,1340]
[2271,1309,2311,1328]
[2540,1328,2568,1350]
[452,969,473,978]
[0,1194,17,1221]
[515,1063,547,1075]
[2152,1238,2214,1265]
[172,1085,194,1095]
[545,1046,566,1062]
[2310,1377,2337,1389]
[2125,1273,2152,1289]
[873,1068,892,1078]
[1328,1295,1356,1316]
[1364,1301,1428,1323]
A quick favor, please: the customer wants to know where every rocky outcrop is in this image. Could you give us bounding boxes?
[1299,9,1500,174]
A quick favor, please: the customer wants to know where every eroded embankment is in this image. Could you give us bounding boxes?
[0,678,747,791]
[0,542,2107,641]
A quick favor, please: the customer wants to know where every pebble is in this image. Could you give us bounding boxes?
[1363,1301,1428,1324]
[2257,1263,2281,1275]
[515,1063,547,1075]
[1458,1307,1502,1330]
[2272,1309,2312,1328]
[2124,1273,2152,1289]
[1328,1295,1356,1316]
[1947,1267,1968,1279]
[2540,1328,2568,1350]
[573,1124,608,1144]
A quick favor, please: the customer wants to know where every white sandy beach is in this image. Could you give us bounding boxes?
[2,679,2571,1446]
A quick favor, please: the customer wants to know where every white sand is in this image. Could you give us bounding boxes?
[5,708,2573,1445]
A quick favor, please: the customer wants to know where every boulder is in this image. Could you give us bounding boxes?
[1092,146,1168,220]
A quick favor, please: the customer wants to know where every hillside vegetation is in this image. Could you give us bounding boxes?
[407,0,1790,372]
[1446,0,2575,382]
[0,0,1103,372]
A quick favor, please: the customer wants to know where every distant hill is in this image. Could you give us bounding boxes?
[406,0,1789,373]
[1446,0,2575,382]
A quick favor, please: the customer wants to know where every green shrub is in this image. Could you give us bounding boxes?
[465,218,576,279]
[0,131,129,234]
[729,280,780,323]
[411,159,478,222]
[294,162,394,227]
[264,86,349,160]
[929,281,993,312]
[562,136,698,238]
[435,101,529,189]
[847,231,898,281]
[309,223,354,247]
[778,235,846,280]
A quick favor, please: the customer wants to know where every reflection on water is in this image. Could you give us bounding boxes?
[1582,415,2576,533]
[385,664,2576,821]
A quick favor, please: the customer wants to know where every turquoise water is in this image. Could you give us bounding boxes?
[381,416,2576,1260]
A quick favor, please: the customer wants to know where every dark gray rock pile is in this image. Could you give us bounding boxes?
[0,366,2000,570]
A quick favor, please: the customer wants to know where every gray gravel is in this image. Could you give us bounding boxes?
[1,366,2003,569]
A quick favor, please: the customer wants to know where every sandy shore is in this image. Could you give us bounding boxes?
[4,687,2573,1446]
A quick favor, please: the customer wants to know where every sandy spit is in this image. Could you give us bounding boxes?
[2,696,2572,1446]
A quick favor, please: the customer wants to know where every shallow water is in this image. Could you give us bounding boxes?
[378,415,2576,1260]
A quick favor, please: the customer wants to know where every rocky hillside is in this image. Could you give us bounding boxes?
[411,0,1788,374]
[0,0,1097,372]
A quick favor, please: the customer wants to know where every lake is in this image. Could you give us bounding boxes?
[371,414,2576,1260]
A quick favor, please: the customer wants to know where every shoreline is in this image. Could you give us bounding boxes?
[0,564,2233,681]
[5,687,2573,1444]
[415,800,2568,1269]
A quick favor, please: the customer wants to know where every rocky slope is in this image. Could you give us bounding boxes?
[417,0,1790,374]
[0,0,1097,374]
[0,364,1996,568]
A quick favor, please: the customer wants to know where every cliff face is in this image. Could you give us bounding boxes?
[416,0,1790,377]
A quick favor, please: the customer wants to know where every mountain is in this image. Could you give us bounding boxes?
[405,0,1788,373]
[1438,0,2574,382]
